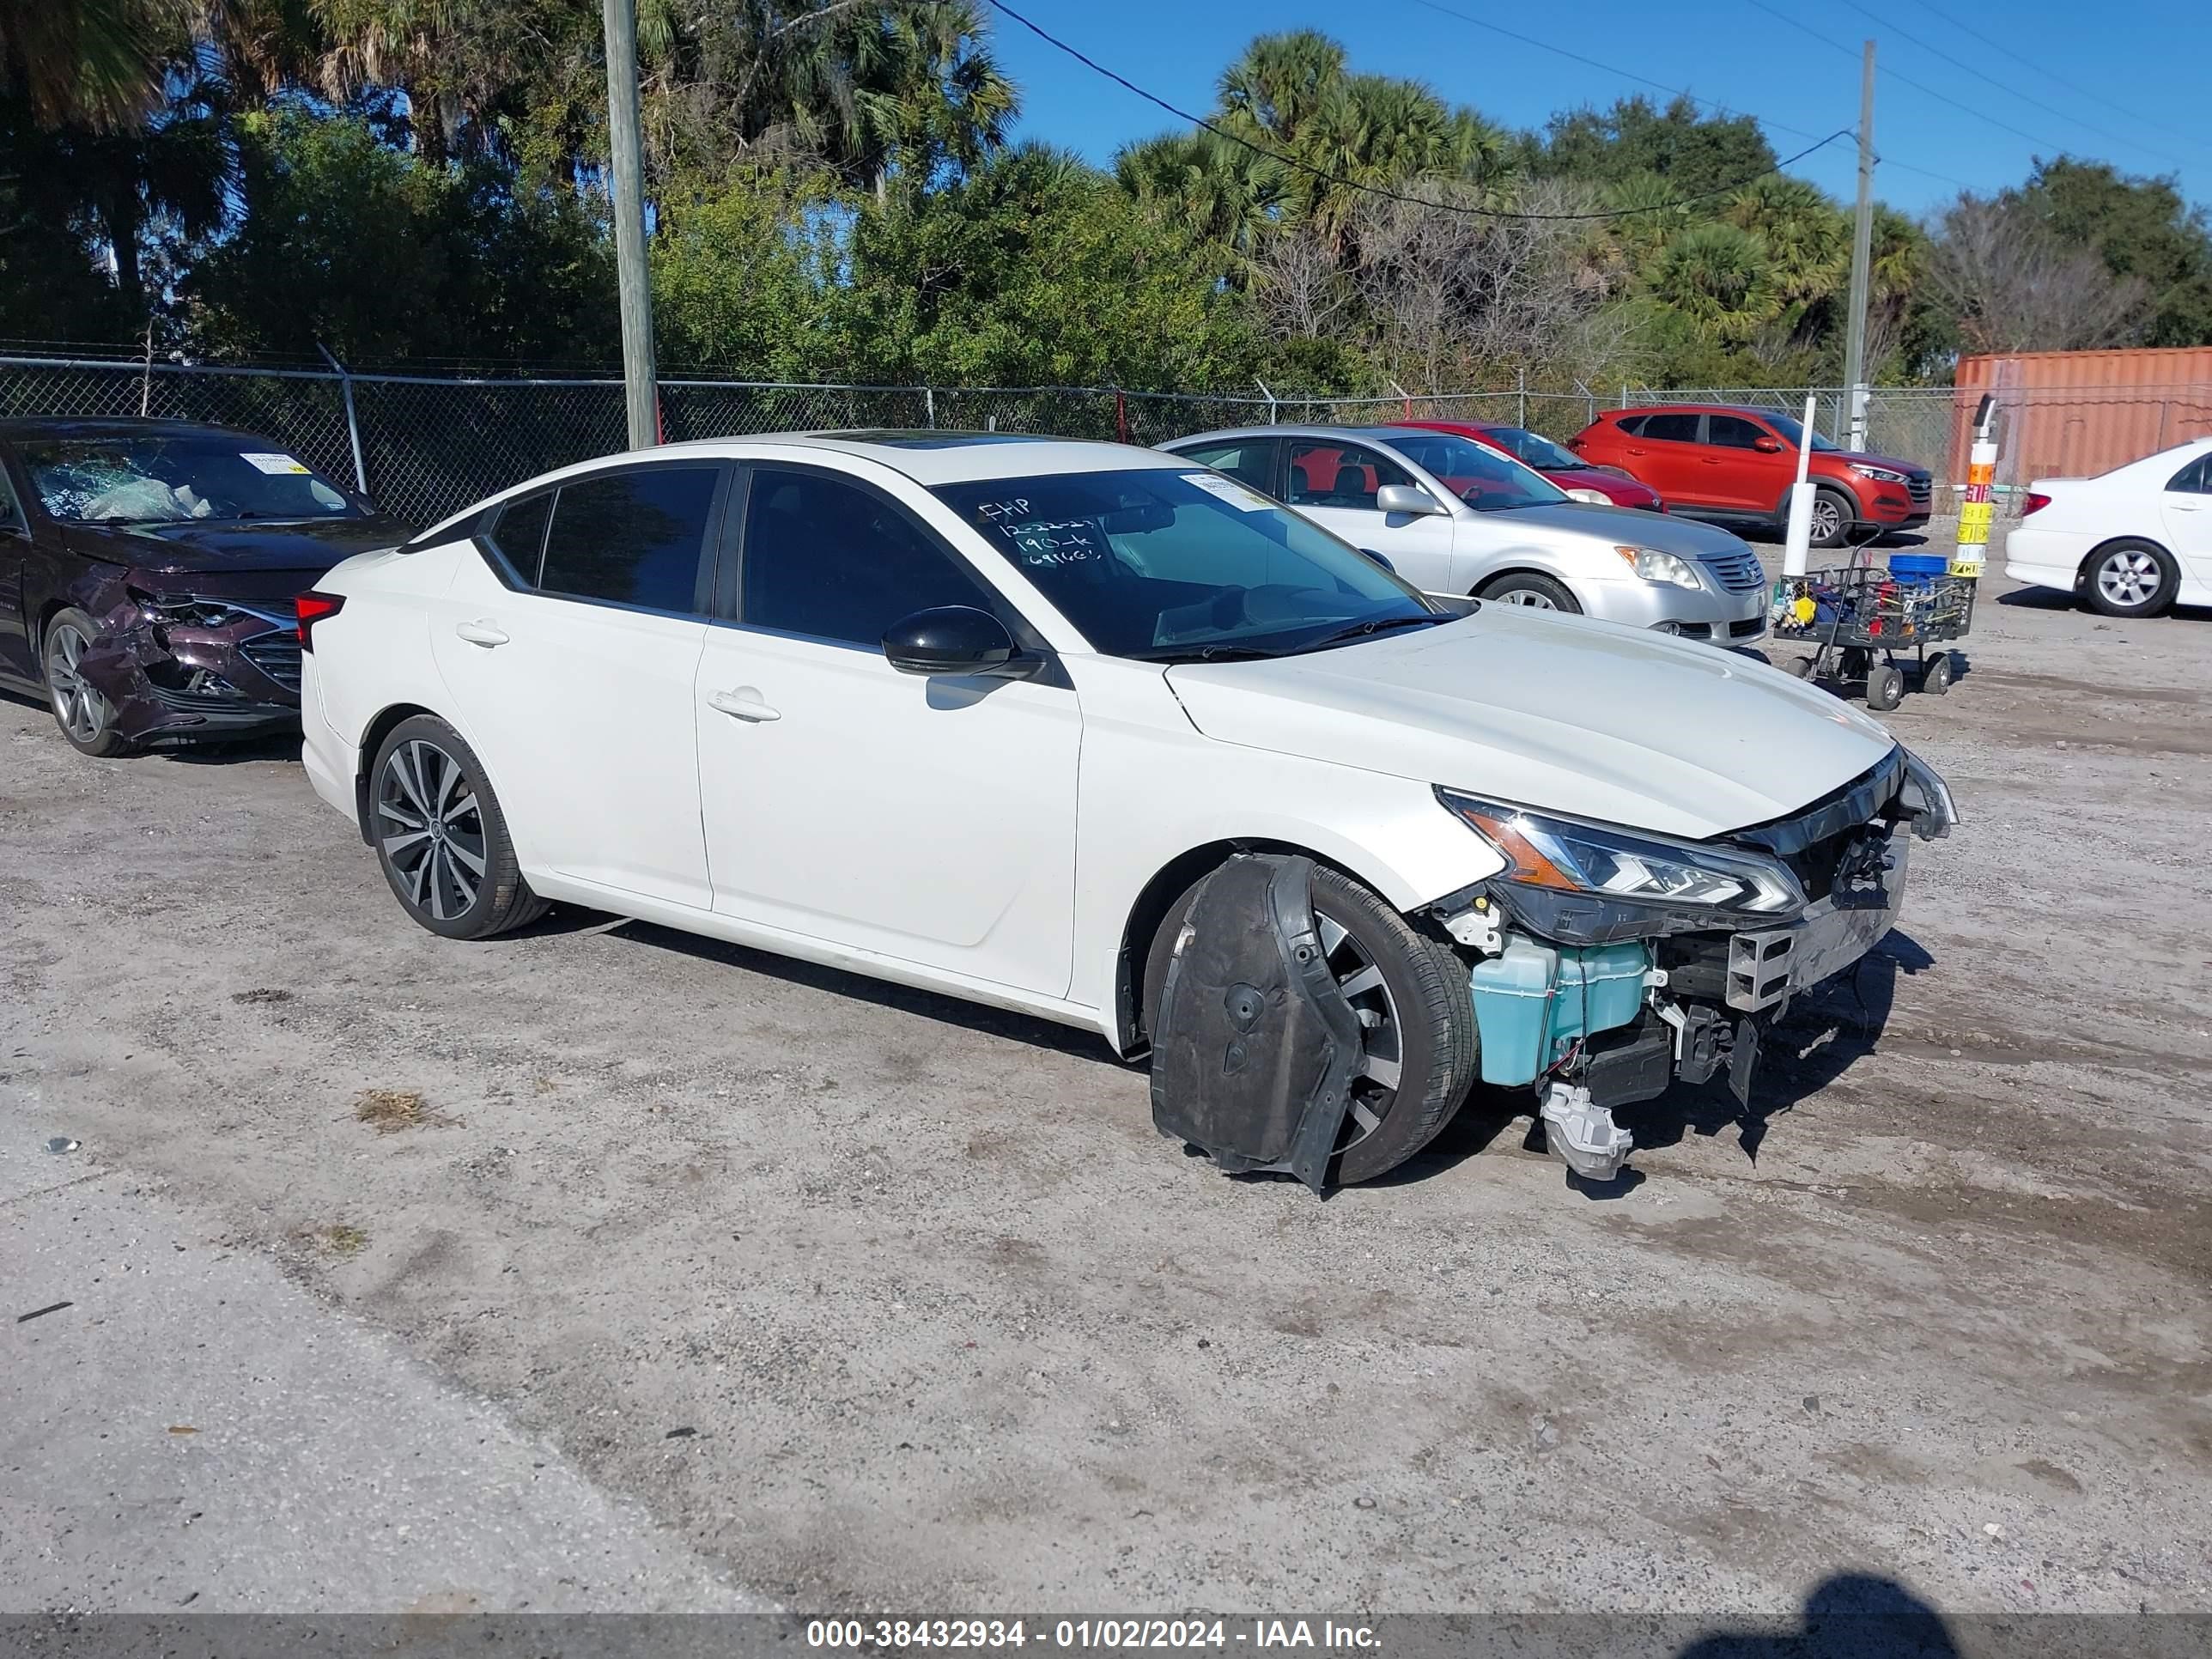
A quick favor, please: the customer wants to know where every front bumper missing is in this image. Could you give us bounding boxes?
[76,604,303,743]
[1723,833,1909,1013]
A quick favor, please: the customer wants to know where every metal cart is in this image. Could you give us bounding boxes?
[1771,558,1975,712]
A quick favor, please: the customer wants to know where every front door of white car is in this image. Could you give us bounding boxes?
[1282,438,1462,593]
[428,463,725,908]
[694,465,1081,996]
[2159,452,2212,583]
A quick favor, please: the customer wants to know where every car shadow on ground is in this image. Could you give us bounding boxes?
[1386,929,1936,1195]
[0,685,302,765]
[1998,584,2212,625]
[529,905,1132,1068]
[1675,1573,1960,1657]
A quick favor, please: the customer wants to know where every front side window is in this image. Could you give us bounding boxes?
[1706,415,1772,450]
[742,468,995,647]
[1382,430,1568,511]
[539,466,720,612]
[1762,412,1839,453]
[21,434,362,525]
[933,468,1436,661]
[1285,441,1423,510]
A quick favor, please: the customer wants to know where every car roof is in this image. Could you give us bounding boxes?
[1601,404,1780,421]
[653,428,1174,486]
[0,415,270,444]
[1164,424,1435,447]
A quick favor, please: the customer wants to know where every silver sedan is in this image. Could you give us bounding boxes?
[1163,424,1770,645]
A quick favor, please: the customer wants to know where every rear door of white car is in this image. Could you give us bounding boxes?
[694,463,1080,996]
[2159,452,2212,583]
[1282,437,1462,592]
[429,461,725,908]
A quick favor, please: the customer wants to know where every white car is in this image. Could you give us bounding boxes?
[1161,424,1771,646]
[299,433,1954,1184]
[2005,436,2212,617]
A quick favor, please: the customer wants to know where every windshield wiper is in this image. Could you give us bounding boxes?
[1296,613,1449,653]
[1132,642,1282,664]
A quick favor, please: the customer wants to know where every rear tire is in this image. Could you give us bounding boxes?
[1142,862,1479,1185]
[1921,653,1954,696]
[1866,663,1905,713]
[2080,541,2177,618]
[42,608,133,758]
[369,714,549,939]
[1480,571,1582,613]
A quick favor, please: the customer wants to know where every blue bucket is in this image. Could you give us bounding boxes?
[1888,553,1948,584]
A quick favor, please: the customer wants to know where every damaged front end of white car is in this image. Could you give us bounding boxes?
[1426,745,1957,1182]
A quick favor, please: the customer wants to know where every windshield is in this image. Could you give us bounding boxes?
[932,468,1439,660]
[1482,426,1583,471]
[1759,413,1839,453]
[21,435,362,525]
[1375,430,1569,510]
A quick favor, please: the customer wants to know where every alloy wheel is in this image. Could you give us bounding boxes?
[2095,548,2163,611]
[1811,496,1843,542]
[1497,587,1557,610]
[45,622,114,744]
[1316,908,1403,1152]
[376,739,488,922]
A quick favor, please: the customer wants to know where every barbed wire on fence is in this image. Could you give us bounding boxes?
[2,351,2205,530]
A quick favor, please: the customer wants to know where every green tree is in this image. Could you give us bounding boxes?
[1530,95,1776,200]
[2018,157,2212,348]
[0,0,196,129]
[651,168,843,374]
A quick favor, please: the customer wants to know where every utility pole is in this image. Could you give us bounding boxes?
[1841,37,1876,451]
[602,0,657,450]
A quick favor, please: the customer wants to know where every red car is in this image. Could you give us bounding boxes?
[1568,404,1932,546]
[1389,420,1664,511]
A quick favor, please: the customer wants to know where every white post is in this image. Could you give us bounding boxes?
[1782,392,1820,578]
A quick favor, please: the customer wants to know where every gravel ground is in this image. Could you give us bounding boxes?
[3,541,2209,1619]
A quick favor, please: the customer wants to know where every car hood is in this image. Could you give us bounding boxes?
[62,514,413,577]
[1165,605,1896,841]
[1825,448,1928,477]
[1468,502,1751,557]
[1548,465,1656,497]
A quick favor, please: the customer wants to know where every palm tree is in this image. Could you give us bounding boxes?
[0,0,198,130]
[1114,129,1280,260]
[1649,221,1783,344]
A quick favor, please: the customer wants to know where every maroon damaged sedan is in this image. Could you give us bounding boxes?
[0,417,410,757]
[1388,419,1666,512]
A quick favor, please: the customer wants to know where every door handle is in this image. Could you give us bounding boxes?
[455,620,509,647]
[708,689,781,722]
[2172,499,2204,511]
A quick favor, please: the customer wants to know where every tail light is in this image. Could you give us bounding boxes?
[2023,492,2051,516]
[296,590,344,651]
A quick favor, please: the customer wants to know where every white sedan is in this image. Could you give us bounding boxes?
[299,432,1953,1184]
[2005,436,2212,617]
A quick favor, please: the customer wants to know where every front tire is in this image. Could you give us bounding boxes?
[369,714,548,939]
[43,608,132,758]
[1142,863,1479,1184]
[1808,487,1855,549]
[1480,571,1581,613]
[2081,541,2177,618]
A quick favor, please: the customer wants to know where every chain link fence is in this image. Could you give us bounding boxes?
[3,352,2204,532]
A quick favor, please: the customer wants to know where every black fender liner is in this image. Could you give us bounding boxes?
[1147,853,1362,1195]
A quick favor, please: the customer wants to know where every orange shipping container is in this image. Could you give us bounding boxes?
[1954,348,2212,489]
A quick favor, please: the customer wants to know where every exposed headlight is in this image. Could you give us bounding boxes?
[1899,746,1958,841]
[127,585,252,629]
[1438,790,1807,921]
[1565,487,1611,505]
[1614,545,1701,588]
[1850,463,1910,485]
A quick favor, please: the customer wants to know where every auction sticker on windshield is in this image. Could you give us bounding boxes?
[1180,472,1272,512]
[240,452,312,475]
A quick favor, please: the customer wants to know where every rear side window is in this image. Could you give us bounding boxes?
[539,466,720,613]
[489,492,552,583]
[741,468,995,647]
[1613,415,1648,437]
[1640,413,1701,443]
[1178,440,1277,495]
[2166,454,2212,494]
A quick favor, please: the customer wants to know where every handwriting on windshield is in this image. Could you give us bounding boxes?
[1006,519,1102,566]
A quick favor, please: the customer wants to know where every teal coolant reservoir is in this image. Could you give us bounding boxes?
[1469,938,1650,1087]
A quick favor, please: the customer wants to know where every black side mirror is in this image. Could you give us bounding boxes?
[1358,547,1396,573]
[882,605,1036,678]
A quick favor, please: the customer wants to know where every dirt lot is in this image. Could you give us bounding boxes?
[4,547,2210,1619]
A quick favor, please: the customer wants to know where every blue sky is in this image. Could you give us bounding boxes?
[986,0,2210,218]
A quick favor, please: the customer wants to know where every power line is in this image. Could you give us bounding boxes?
[1741,0,2141,166]
[1912,0,2212,161]
[986,0,1850,222]
[1834,0,2188,168]
[1395,0,1832,146]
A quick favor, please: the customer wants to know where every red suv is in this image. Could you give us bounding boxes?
[1388,419,1664,511]
[1568,404,1931,545]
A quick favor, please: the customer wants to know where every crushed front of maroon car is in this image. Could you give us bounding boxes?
[69,564,320,743]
